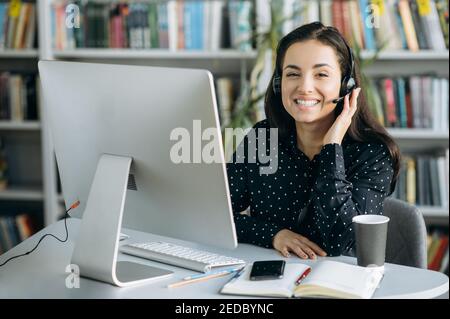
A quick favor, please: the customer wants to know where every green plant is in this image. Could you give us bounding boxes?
[352,37,387,126]
[223,2,303,152]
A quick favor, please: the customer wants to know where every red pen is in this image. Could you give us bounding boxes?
[295,267,311,285]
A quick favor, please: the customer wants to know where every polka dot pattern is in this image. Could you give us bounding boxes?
[226,120,394,256]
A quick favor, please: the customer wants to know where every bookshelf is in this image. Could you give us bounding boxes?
[39,1,450,222]
[0,0,42,255]
[0,0,448,271]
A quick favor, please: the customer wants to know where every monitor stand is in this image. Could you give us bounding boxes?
[71,154,173,287]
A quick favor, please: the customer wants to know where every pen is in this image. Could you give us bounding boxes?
[167,267,244,288]
[227,265,246,284]
[295,267,311,285]
[183,266,244,280]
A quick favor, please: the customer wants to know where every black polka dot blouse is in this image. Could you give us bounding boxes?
[226,119,394,256]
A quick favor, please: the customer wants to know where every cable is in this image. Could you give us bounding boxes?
[0,200,80,267]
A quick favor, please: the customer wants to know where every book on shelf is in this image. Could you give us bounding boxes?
[274,0,448,51]
[0,213,35,255]
[427,229,449,273]
[0,137,6,191]
[0,72,39,121]
[369,75,448,130]
[392,154,449,208]
[47,0,449,52]
[50,0,254,51]
[0,0,36,50]
[215,77,235,128]
[221,260,384,299]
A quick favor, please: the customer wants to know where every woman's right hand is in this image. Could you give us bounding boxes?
[272,229,327,259]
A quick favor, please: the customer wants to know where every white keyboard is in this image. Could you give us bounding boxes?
[119,241,246,273]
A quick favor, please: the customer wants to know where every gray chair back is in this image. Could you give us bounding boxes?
[383,198,427,268]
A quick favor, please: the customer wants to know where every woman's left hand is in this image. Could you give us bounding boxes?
[323,87,361,145]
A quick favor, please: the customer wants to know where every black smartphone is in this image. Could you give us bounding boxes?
[249,260,286,281]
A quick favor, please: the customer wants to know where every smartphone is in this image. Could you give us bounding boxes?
[249,260,286,281]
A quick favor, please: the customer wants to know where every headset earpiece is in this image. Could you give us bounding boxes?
[333,41,356,104]
[272,74,281,95]
[340,74,356,98]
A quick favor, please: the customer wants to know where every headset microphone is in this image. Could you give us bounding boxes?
[332,96,344,104]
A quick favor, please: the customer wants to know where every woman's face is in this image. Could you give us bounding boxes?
[281,40,342,125]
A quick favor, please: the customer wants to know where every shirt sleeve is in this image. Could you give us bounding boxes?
[226,133,284,248]
[302,142,394,256]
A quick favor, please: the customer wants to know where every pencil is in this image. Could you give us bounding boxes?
[167,271,233,288]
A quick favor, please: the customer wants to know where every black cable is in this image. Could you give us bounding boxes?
[0,201,80,267]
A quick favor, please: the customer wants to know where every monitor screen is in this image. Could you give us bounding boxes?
[39,61,237,250]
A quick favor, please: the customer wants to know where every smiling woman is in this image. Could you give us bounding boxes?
[281,41,343,142]
[226,22,401,259]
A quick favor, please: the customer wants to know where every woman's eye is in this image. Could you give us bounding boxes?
[287,73,300,77]
[317,73,328,77]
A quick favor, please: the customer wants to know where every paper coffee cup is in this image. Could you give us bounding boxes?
[352,215,389,268]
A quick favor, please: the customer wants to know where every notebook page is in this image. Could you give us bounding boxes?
[221,263,310,298]
[295,260,383,299]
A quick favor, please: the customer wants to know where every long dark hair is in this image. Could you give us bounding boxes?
[264,22,400,194]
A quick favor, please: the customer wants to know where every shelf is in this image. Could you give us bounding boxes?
[363,51,449,76]
[0,121,41,131]
[420,206,449,218]
[52,49,257,74]
[361,50,449,60]
[52,49,257,59]
[388,129,449,139]
[0,187,44,201]
[52,49,449,61]
[0,50,39,58]
[50,49,449,76]
[387,129,449,153]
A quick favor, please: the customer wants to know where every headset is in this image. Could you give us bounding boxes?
[272,37,356,107]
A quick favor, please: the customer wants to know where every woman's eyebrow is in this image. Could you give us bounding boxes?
[284,63,333,70]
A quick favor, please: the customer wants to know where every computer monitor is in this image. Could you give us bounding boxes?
[38,61,237,286]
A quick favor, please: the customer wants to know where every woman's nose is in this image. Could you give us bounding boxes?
[296,76,314,93]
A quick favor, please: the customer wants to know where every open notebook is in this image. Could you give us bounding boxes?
[221,260,384,299]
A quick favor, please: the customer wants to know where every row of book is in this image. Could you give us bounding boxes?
[0,0,37,50]
[0,138,6,191]
[369,76,448,130]
[52,0,253,51]
[391,151,449,207]
[215,77,236,127]
[0,72,39,121]
[275,0,448,51]
[214,75,449,131]
[427,229,449,273]
[0,213,35,254]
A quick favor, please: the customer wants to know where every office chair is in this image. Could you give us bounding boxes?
[383,197,428,269]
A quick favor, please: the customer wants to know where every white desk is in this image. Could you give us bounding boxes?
[0,219,448,299]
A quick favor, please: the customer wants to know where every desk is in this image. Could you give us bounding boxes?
[0,219,448,299]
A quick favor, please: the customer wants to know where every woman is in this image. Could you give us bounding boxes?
[226,22,400,260]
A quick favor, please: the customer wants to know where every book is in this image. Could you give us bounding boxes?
[221,260,384,299]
